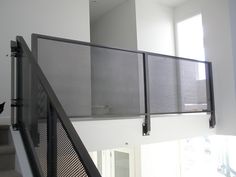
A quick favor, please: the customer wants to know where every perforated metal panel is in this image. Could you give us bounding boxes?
[148,55,209,113]
[16,34,215,177]
[57,120,89,177]
[35,121,48,177]
[16,36,103,177]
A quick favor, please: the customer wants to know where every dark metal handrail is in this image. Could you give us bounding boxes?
[32,34,210,64]
[12,36,102,177]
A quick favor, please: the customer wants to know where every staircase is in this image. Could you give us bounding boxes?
[0,125,22,177]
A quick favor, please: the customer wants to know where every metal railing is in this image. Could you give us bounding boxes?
[10,33,215,177]
[32,34,216,135]
[11,36,102,177]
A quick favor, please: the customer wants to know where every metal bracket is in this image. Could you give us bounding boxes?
[209,113,216,128]
[11,41,21,57]
[207,63,216,129]
[142,53,151,136]
[11,98,23,108]
[142,117,150,136]
[10,98,22,130]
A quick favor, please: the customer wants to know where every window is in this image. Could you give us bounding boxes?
[90,148,136,177]
[176,14,206,80]
[90,136,236,177]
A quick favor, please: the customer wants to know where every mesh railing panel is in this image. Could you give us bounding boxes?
[57,119,89,177]
[16,36,101,177]
[34,81,48,177]
[34,81,92,177]
[20,65,96,177]
[148,55,179,113]
[91,47,144,116]
[148,55,209,114]
[15,34,215,177]
[36,36,212,117]
[37,38,145,117]
[35,120,47,177]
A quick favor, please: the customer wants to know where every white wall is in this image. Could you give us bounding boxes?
[228,0,236,114]
[91,0,137,50]
[135,0,175,55]
[175,0,236,135]
[73,114,214,151]
[141,141,180,177]
[0,0,90,121]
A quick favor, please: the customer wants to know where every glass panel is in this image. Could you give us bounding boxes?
[37,38,145,117]
[148,55,209,113]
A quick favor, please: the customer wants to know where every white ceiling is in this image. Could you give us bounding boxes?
[90,0,189,23]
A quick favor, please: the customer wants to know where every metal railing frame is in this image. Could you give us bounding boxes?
[31,33,216,135]
[11,36,102,177]
[10,33,216,177]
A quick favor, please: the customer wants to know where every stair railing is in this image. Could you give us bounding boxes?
[11,36,102,177]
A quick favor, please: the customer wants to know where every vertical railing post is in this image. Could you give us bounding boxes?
[11,41,18,129]
[12,38,45,177]
[206,62,216,128]
[175,60,183,112]
[47,102,57,177]
[10,41,23,130]
[142,53,151,136]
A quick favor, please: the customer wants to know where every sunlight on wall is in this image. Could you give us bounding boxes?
[141,136,235,177]
[89,136,236,177]
[141,141,180,177]
[177,14,206,80]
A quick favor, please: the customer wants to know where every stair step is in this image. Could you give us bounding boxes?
[0,145,15,155]
[0,126,9,145]
[0,125,9,130]
[0,170,22,177]
[0,145,15,170]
